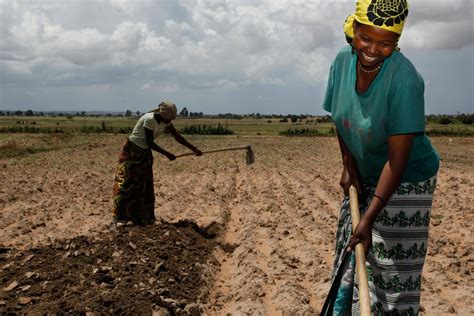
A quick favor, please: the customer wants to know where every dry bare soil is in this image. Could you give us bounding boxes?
[0,135,472,315]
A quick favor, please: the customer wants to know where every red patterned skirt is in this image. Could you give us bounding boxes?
[112,139,156,225]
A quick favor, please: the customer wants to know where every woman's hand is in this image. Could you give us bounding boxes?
[165,152,176,161]
[193,149,203,156]
[347,217,373,255]
[340,156,362,196]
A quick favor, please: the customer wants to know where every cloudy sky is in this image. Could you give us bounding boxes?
[0,0,473,115]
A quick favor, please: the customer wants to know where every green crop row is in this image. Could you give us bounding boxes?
[179,124,234,135]
[279,127,336,137]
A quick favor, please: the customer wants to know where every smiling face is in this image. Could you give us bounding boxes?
[352,21,399,68]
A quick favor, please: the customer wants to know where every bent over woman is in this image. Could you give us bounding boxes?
[111,101,202,227]
[321,0,439,314]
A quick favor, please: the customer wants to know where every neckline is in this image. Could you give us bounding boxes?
[352,51,394,96]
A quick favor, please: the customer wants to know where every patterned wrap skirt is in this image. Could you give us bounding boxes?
[322,176,437,316]
[112,139,156,225]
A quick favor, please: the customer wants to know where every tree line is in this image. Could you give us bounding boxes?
[1,110,472,125]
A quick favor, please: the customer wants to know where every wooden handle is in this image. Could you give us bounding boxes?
[349,186,371,316]
[175,145,250,158]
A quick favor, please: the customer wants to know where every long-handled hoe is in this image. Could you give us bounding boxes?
[348,185,371,315]
[320,185,370,315]
[176,145,255,165]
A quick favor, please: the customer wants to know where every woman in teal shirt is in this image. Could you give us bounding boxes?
[321,0,439,314]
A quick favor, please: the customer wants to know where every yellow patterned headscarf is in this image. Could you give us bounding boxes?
[150,101,177,120]
[344,0,409,40]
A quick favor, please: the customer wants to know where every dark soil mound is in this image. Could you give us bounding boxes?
[0,220,223,315]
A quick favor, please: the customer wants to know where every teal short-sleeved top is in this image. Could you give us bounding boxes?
[323,46,439,186]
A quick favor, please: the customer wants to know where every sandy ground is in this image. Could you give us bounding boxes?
[0,135,472,315]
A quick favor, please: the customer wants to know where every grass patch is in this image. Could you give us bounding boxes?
[0,125,132,134]
[279,127,335,137]
[0,126,66,133]
[426,127,474,137]
[179,123,234,135]
[0,116,473,137]
[0,116,137,134]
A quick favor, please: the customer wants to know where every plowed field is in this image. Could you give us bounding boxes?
[0,135,472,315]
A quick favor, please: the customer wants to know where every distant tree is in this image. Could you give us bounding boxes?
[0,111,4,116]
[125,110,132,117]
[25,110,34,116]
[316,115,332,123]
[458,114,473,125]
[189,112,203,117]
[15,110,23,116]
[290,116,298,123]
[217,113,243,119]
[136,111,141,117]
[179,107,189,117]
[439,116,452,125]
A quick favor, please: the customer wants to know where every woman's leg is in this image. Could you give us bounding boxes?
[354,177,437,315]
[140,150,156,225]
[112,141,154,225]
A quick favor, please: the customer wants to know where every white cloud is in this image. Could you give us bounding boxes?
[0,0,472,114]
[0,59,32,76]
[399,0,474,49]
[401,19,473,50]
[109,0,153,12]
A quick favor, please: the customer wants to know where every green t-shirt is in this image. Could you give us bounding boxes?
[323,46,439,185]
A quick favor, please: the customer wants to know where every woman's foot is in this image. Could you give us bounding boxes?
[110,217,118,231]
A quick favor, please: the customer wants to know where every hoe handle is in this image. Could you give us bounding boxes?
[349,185,371,316]
[175,145,251,158]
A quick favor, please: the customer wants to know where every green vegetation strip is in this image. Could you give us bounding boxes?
[0,115,473,138]
[179,123,234,135]
[279,127,335,137]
